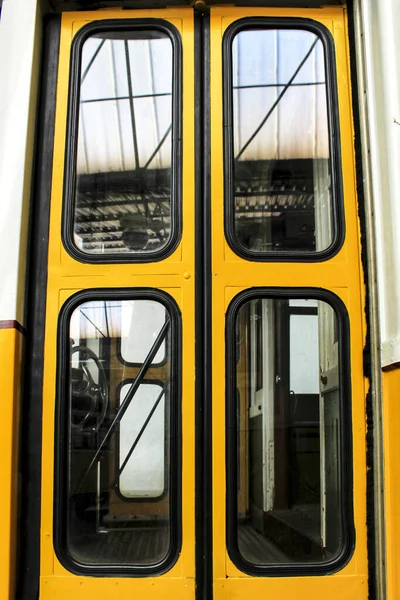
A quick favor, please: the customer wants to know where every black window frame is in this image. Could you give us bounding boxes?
[223,18,345,262]
[53,288,182,577]
[225,287,354,576]
[62,19,182,264]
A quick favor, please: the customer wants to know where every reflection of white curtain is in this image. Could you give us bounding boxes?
[314,158,332,250]
[233,30,329,162]
[77,36,173,175]
[119,383,165,498]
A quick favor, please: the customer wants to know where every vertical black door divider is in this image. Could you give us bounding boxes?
[195,10,213,600]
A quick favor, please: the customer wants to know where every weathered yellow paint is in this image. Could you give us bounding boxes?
[41,8,195,599]
[40,576,195,598]
[210,5,368,598]
[0,327,23,600]
[41,5,369,599]
[382,368,400,600]
[214,574,367,598]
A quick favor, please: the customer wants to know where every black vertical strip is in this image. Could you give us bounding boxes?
[17,15,61,600]
[195,10,213,600]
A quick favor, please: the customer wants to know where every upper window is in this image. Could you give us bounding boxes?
[224,19,343,260]
[63,21,182,262]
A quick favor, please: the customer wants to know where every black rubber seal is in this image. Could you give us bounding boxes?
[18,15,61,600]
[62,19,182,264]
[225,287,354,576]
[53,288,182,576]
[223,18,345,263]
[194,11,213,600]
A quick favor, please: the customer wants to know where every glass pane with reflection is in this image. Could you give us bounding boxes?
[73,30,175,256]
[230,28,334,254]
[234,297,343,565]
[65,298,174,568]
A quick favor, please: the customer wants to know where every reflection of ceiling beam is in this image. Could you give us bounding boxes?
[81,91,171,103]
[81,38,105,83]
[77,195,171,209]
[77,166,171,194]
[234,190,313,198]
[72,158,322,252]
[77,158,317,197]
[75,210,168,224]
[233,82,325,90]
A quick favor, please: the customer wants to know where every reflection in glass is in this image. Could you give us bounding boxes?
[234,297,342,565]
[119,300,166,364]
[230,29,334,254]
[73,30,174,256]
[65,299,174,567]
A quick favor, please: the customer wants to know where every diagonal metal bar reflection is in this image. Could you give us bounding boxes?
[235,38,318,161]
[79,308,107,338]
[233,81,325,90]
[143,124,172,171]
[81,39,106,84]
[77,316,170,491]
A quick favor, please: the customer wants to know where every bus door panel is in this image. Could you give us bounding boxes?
[40,9,195,600]
[210,6,368,599]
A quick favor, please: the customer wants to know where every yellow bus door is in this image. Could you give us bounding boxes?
[39,8,196,600]
[30,5,368,600]
[209,6,368,600]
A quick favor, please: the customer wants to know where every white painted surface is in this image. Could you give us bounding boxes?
[119,382,165,498]
[290,314,319,394]
[0,0,42,324]
[260,300,275,513]
[121,300,166,364]
[360,0,400,368]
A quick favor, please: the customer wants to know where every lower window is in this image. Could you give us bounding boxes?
[226,289,353,575]
[54,290,181,575]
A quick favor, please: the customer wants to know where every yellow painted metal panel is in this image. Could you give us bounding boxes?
[214,574,367,599]
[40,5,370,599]
[0,327,23,600]
[210,5,368,597]
[40,576,195,599]
[41,8,195,598]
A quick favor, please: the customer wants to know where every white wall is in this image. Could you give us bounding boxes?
[0,0,42,325]
[360,0,400,368]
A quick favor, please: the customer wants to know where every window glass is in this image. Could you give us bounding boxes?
[119,300,166,364]
[62,297,177,569]
[231,295,347,568]
[71,28,177,258]
[228,26,336,256]
[119,382,165,498]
